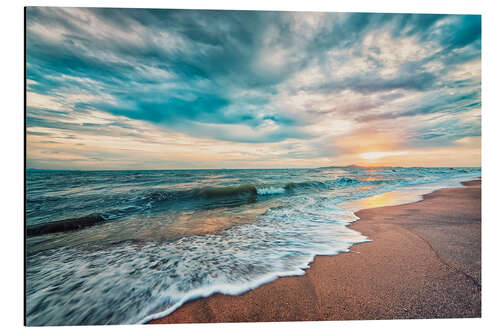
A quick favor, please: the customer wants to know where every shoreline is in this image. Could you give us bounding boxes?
[149,179,481,324]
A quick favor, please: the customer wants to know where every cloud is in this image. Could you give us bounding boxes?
[25,8,481,168]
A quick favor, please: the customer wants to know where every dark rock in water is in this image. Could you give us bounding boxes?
[27,215,106,237]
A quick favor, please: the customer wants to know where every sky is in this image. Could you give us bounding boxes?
[25,8,481,169]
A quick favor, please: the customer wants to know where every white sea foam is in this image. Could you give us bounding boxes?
[256,186,286,195]
[26,195,366,325]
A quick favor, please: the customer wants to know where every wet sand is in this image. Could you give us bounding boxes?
[149,180,481,324]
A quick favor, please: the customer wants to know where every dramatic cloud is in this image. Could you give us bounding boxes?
[26,8,481,169]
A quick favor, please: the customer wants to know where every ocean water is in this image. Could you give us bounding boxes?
[25,166,480,325]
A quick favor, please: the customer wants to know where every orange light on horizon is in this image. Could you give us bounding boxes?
[359,151,409,160]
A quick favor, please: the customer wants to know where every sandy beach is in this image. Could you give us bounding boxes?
[149,179,481,324]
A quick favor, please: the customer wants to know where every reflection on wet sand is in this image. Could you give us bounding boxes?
[339,189,431,212]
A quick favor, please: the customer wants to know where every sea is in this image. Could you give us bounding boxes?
[25,166,481,325]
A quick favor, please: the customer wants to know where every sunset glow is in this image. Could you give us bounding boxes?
[359,151,409,160]
[25,9,481,169]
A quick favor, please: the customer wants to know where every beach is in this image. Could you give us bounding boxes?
[25,168,481,325]
[149,179,481,324]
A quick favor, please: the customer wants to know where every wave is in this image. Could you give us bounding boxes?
[191,184,258,198]
[147,178,360,202]
[256,186,286,195]
[27,177,364,237]
[27,214,107,237]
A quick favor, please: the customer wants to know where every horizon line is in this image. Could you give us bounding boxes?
[26,165,482,172]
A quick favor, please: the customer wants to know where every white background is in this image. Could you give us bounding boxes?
[2,1,499,332]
